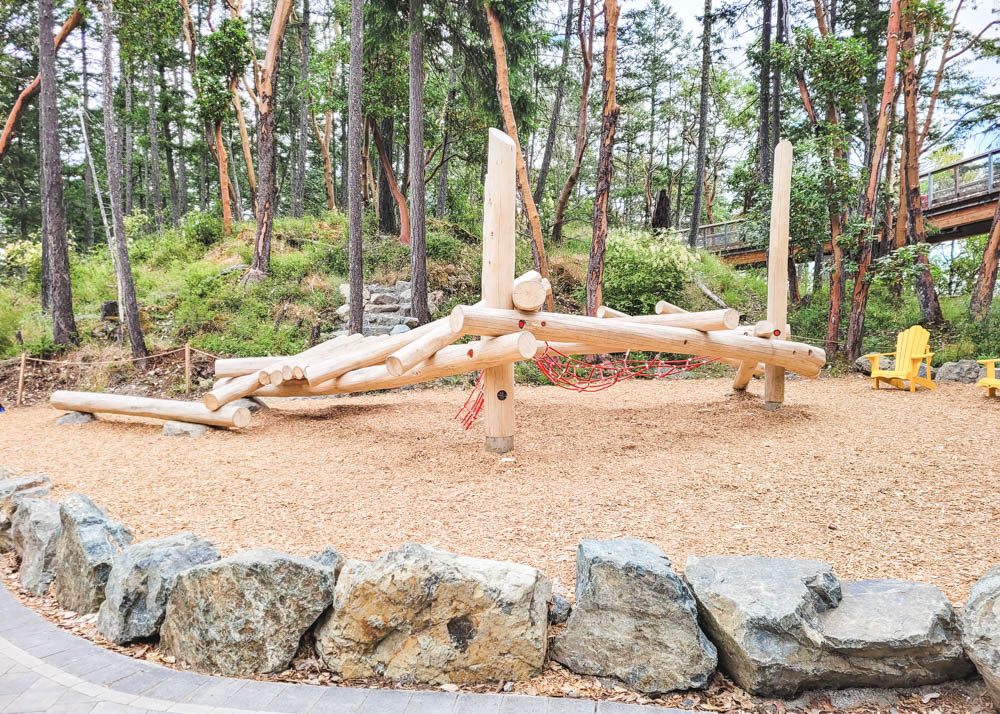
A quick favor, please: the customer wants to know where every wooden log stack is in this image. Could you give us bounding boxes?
[48,133,822,444]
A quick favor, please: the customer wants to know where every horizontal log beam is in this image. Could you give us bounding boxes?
[449,306,825,378]
[51,390,251,428]
[385,321,464,377]
[259,332,537,397]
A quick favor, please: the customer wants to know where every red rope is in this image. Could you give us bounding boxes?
[455,344,715,430]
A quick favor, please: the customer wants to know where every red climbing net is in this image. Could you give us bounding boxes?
[455,344,715,430]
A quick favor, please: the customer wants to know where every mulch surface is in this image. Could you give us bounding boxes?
[1,374,998,712]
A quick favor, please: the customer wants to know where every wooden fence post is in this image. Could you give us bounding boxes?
[16,352,26,406]
[481,129,517,453]
[765,140,793,411]
[184,343,192,395]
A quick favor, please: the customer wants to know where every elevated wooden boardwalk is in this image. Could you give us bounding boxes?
[696,149,999,266]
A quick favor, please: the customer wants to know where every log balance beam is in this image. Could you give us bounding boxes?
[51,391,251,428]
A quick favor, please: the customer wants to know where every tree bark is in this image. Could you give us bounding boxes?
[146,54,162,230]
[533,0,574,208]
[175,67,187,215]
[758,0,772,183]
[371,119,411,245]
[80,22,95,249]
[586,0,620,316]
[159,66,181,228]
[100,0,148,361]
[688,0,712,247]
[969,201,1000,319]
[900,0,944,323]
[485,2,552,307]
[844,0,901,360]
[377,116,399,235]
[0,8,82,163]
[292,0,310,218]
[409,0,430,325]
[125,72,134,214]
[312,110,336,211]
[552,0,594,244]
[348,0,364,334]
[246,0,295,283]
[436,64,456,217]
[652,189,671,229]
[38,0,77,345]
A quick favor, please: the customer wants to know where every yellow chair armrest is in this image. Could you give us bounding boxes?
[978,359,999,366]
[864,352,896,361]
[908,353,934,360]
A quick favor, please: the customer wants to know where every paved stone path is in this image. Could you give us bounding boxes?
[0,586,669,714]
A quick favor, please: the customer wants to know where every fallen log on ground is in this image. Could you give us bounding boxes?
[51,391,251,428]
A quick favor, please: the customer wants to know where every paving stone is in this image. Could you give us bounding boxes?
[356,689,411,714]
[403,690,458,714]
[546,698,598,713]
[87,659,144,687]
[111,668,181,696]
[223,679,286,710]
[3,677,67,712]
[454,693,502,714]
[183,677,246,707]
[264,683,326,713]
[305,686,368,713]
[141,671,208,702]
[0,671,39,696]
[499,694,547,714]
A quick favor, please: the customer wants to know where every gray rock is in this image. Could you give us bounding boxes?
[11,498,62,595]
[399,288,413,302]
[0,467,13,479]
[390,324,411,335]
[0,475,52,553]
[162,421,207,438]
[552,539,716,693]
[428,290,445,313]
[917,362,936,379]
[961,565,1000,708]
[55,411,96,426]
[229,397,269,413]
[685,556,971,696]
[314,543,551,685]
[936,359,986,383]
[335,303,351,318]
[853,355,892,375]
[370,292,398,306]
[549,594,571,625]
[160,549,335,676]
[310,546,345,577]
[53,494,134,613]
[394,280,411,292]
[96,533,220,644]
[367,304,401,313]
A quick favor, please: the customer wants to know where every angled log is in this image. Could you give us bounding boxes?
[654,300,687,315]
[448,305,825,378]
[596,305,630,318]
[385,321,464,377]
[51,391,251,428]
[258,332,537,397]
[204,371,269,411]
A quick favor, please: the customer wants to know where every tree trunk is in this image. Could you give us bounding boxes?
[377,116,398,235]
[485,2,553,307]
[409,0,429,325]
[652,189,671,229]
[312,110,336,211]
[0,8,81,163]
[586,0,620,316]
[844,0,901,360]
[175,67,187,215]
[436,64,456,218]
[533,0,574,208]
[100,0,148,361]
[688,0,712,247]
[81,23,94,249]
[38,0,77,345]
[233,87,257,214]
[969,201,1000,319]
[900,0,944,324]
[246,0,294,283]
[758,0,771,183]
[292,0,310,217]
[216,121,232,233]
[552,0,594,244]
[125,72,134,214]
[146,55,162,230]
[348,0,364,334]
[371,119,411,245]
[159,66,181,228]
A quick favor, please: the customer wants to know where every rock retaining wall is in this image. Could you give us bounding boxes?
[1,470,997,708]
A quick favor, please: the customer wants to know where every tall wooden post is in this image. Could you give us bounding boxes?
[481,129,517,453]
[16,352,27,406]
[765,140,793,410]
[184,342,192,395]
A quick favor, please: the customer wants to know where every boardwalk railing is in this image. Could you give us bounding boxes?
[922,148,999,209]
[694,218,748,253]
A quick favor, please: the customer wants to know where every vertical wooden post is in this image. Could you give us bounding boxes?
[16,352,27,406]
[765,140,793,411]
[481,128,517,453]
[184,342,192,395]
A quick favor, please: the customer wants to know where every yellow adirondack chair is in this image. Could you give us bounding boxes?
[978,359,1000,398]
[864,325,936,392]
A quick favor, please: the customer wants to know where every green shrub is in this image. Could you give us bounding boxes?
[426,232,463,261]
[182,211,224,246]
[599,229,694,315]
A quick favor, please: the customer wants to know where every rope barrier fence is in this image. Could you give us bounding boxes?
[6,343,220,407]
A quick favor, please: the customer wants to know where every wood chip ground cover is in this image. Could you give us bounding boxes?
[1,375,997,712]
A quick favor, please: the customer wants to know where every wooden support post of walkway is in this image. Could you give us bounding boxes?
[765,140,793,410]
[481,129,517,454]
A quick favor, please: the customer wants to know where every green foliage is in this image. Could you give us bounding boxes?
[599,229,695,315]
[426,232,464,262]
[182,211,224,247]
[193,18,254,124]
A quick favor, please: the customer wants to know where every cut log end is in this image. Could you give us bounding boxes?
[385,355,405,377]
[512,279,547,312]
